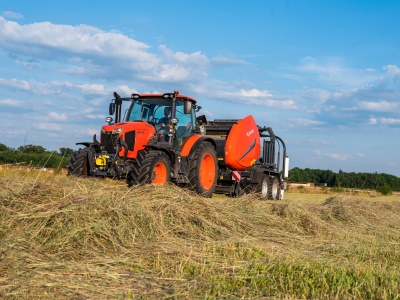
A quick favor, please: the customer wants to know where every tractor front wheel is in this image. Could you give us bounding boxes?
[128,150,171,186]
[188,141,218,197]
[67,147,90,176]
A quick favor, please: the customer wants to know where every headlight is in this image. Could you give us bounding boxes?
[105,117,113,123]
[101,129,106,134]
[112,128,122,134]
[170,118,179,124]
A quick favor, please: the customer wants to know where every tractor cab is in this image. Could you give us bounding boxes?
[105,91,197,152]
[126,96,195,143]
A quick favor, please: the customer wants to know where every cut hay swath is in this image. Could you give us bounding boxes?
[1,168,400,299]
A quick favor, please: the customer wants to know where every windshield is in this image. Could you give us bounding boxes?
[126,97,195,136]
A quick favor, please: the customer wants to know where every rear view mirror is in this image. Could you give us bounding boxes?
[184,101,192,114]
[109,102,115,115]
[196,115,207,125]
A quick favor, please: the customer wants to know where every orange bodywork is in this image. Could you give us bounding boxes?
[101,121,156,159]
[180,134,203,157]
[225,115,260,170]
[199,152,216,190]
[152,161,168,185]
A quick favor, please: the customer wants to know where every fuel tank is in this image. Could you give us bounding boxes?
[224,115,260,170]
[101,121,156,159]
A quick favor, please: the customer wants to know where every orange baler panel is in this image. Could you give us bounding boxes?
[225,115,260,170]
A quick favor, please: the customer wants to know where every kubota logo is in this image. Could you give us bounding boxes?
[246,129,254,136]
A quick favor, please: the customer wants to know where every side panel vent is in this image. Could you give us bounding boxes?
[125,131,135,151]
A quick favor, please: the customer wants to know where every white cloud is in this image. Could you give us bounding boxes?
[149,45,210,82]
[75,128,99,137]
[239,89,272,97]
[0,128,27,137]
[383,64,400,80]
[211,56,248,65]
[308,140,336,146]
[1,11,23,19]
[48,112,67,121]
[368,117,377,125]
[0,17,158,74]
[214,88,297,109]
[360,100,397,112]
[298,56,381,87]
[326,153,350,161]
[0,78,114,97]
[159,45,208,66]
[0,98,23,106]
[14,58,40,69]
[78,83,107,95]
[380,118,400,124]
[313,149,351,161]
[312,149,321,155]
[33,122,62,131]
[303,88,330,103]
[290,119,326,127]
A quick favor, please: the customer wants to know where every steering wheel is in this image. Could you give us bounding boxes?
[148,118,159,125]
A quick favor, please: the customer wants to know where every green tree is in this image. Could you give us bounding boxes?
[377,184,392,195]
[59,147,74,157]
[0,143,10,151]
[18,144,47,154]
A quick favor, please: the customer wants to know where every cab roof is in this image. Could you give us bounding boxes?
[136,93,197,104]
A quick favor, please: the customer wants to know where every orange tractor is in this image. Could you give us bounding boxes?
[68,90,289,199]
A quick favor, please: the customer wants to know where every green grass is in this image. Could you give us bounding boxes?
[1,167,400,299]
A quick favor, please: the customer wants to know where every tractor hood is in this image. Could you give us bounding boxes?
[100,120,156,159]
[102,120,154,134]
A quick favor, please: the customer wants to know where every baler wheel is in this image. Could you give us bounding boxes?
[67,147,90,176]
[188,141,217,197]
[259,174,270,199]
[269,176,281,200]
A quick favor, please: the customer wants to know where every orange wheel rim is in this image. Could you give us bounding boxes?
[153,162,167,185]
[200,154,215,190]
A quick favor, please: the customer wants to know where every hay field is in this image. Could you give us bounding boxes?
[1,168,400,299]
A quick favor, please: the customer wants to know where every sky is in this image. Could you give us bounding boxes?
[0,0,399,177]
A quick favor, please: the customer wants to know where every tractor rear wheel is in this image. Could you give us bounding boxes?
[269,176,281,200]
[128,150,171,186]
[67,147,90,176]
[188,141,217,197]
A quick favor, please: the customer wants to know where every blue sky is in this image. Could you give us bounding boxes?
[1,0,400,176]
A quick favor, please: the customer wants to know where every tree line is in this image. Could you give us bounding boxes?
[289,167,400,192]
[1,143,400,192]
[0,143,74,171]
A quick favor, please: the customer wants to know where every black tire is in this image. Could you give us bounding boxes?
[257,174,270,199]
[188,141,218,198]
[67,147,90,176]
[127,150,171,186]
[269,176,281,200]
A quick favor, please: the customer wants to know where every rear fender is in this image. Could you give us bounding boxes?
[180,135,216,157]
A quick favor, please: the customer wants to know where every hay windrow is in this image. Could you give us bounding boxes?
[1,169,400,299]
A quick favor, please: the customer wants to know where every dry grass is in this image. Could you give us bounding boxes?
[1,168,400,299]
